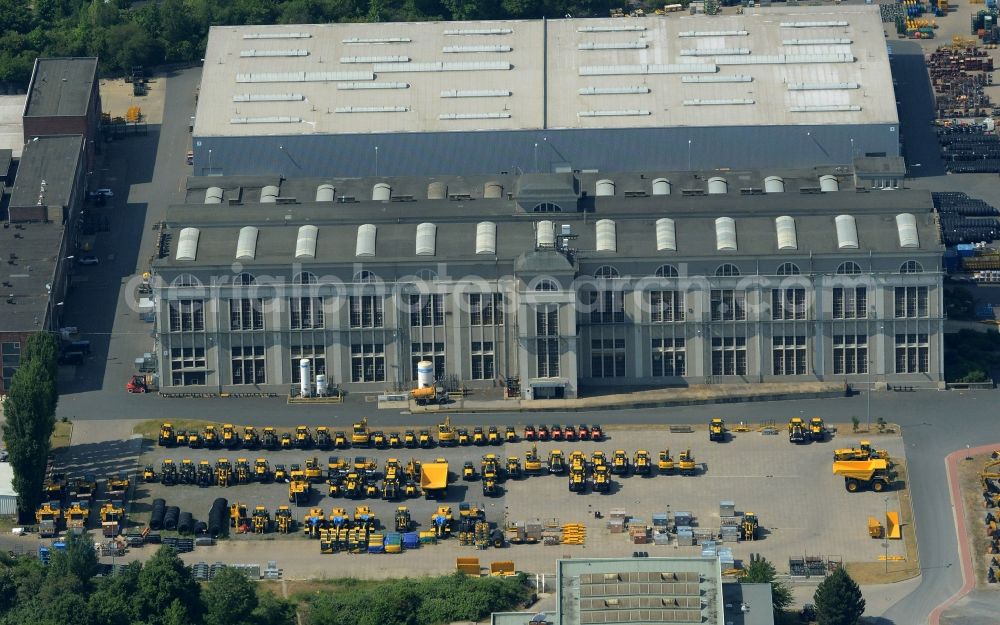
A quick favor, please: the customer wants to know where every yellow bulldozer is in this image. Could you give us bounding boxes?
[506,456,522,480]
[611,450,630,476]
[158,422,175,447]
[593,465,611,492]
[352,418,371,448]
[234,458,251,484]
[809,417,826,442]
[275,506,294,533]
[289,476,312,505]
[295,426,313,449]
[548,449,566,474]
[709,418,726,442]
[222,424,238,449]
[230,502,249,529]
[203,425,219,449]
[254,458,272,482]
[740,512,759,541]
[834,440,890,463]
[634,450,652,476]
[242,426,259,449]
[252,506,270,533]
[215,459,232,487]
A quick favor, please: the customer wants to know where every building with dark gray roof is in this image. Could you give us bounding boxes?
[191,6,898,178]
[149,168,943,396]
[22,58,101,168]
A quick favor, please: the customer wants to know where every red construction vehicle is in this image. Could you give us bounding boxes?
[126,375,148,393]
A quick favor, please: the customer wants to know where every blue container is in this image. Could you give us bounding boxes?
[957,243,976,257]
[975,303,994,319]
[403,532,420,549]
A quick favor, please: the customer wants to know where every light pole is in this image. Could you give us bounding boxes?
[534,143,538,172]
[687,140,692,171]
[374,146,379,176]
[883,496,890,573]
[207,149,212,174]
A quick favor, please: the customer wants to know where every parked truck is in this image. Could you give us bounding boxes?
[420,461,449,499]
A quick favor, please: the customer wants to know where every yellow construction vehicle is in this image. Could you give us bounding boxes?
[788,417,807,444]
[354,505,376,528]
[438,416,457,447]
[421,460,449,499]
[481,454,500,497]
[395,506,412,532]
[658,449,675,474]
[833,440,890,462]
[405,458,422,483]
[279,432,293,449]
[316,426,333,450]
[230,502,249,529]
[344,472,363,498]
[295,426,313,449]
[352,418,371,447]
[462,461,476,480]
[36,502,62,537]
[261,427,278,450]
[472,427,486,446]
[487,426,501,445]
[809,417,826,442]
[175,429,189,447]
[242,426,259,449]
[203,425,219,448]
[372,431,388,449]
[107,472,130,497]
[179,459,195,485]
[709,418,726,442]
[215,459,232,487]
[411,384,443,406]
[593,465,611,492]
[678,449,696,476]
[100,502,123,537]
[388,431,402,448]
[418,429,434,448]
[234,458,251,484]
[160,459,177,485]
[505,426,518,443]
[548,449,566,474]
[634,450,651,476]
[524,445,543,474]
[186,430,203,448]
[329,507,349,526]
[611,450,630,476]
[251,458,270,483]
[568,463,586,492]
[456,429,470,446]
[302,508,325,538]
[506,456,522,480]
[222,424,238,449]
[592,450,608,470]
[327,456,347,480]
[158,422,175,446]
[275,505,294,533]
[197,460,213,487]
[431,505,453,538]
[65,502,88,533]
[833,459,894,492]
[740,512,759,541]
[333,431,348,449]
[303,457,322,482]
[288,477,312,505]
[252,506,270,533]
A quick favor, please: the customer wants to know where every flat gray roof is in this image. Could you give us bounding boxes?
[24,58,97,118]
[156,171,940,269]
[722,583,775,625]
[195,5,895,138]
[0,219,64,332]
[9,135,83,210]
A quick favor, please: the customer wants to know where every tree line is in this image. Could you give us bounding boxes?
[0,0,623,88]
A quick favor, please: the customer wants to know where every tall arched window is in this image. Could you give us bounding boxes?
[715,263,740,277]
[776,262,800,276]
[594,266,620,279]
[293,271,318,285]
[353,270,379,284]
[836,261,862,275]
[655,264,678,278]
[899,260,923,274]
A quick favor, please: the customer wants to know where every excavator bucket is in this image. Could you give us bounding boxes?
[886,511,901,539]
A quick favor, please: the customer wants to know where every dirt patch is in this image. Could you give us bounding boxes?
[845,457,920,585]
[51,421,74,456]
[957,450,1000,589]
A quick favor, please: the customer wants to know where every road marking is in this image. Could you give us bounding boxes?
[929,443,1000,625]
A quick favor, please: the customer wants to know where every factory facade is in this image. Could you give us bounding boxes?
[150,170,943,397]
[192,6,898,177]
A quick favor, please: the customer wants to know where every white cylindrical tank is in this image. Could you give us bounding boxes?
[372,183,391,201]
[763,176,785,193]
[316,374,328,397]
[299,359,311,397]
[819,175,839,192]
[652,178,671,196]
[707,177,728,195]
[596,179,615,197]
[417,361,434,388]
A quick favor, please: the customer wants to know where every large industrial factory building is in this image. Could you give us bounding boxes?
[191,5,899,177]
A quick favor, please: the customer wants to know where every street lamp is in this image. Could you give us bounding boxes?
[374,146,379,177]
[883,496,890,573]
[687,140,692,171]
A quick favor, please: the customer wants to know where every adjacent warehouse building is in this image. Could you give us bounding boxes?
[150,168,942,397]
[22,58,101,169]
[0,134,86,394]
[192,5,898,177]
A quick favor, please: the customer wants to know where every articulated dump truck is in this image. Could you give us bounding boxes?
[832,459,894,493]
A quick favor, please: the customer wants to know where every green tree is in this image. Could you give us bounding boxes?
[135,547,203,625]
[87,561,142,625]
[2,360,57,517]
[47,531,98,583]
[252,592,297,625]
[22,333,59,382]
[813,566,865,625]
[203,567,259,625]
[737,555,793,616]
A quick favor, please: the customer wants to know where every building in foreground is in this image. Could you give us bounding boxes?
[0,134,86,393]
[22,58,101,169]
[149,168,943,396]
[192,5,897,177]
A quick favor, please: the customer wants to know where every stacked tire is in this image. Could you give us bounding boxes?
[149,498,166,531]
[163,506,180,531]
[208,498,228,538]
[177,512,194,535]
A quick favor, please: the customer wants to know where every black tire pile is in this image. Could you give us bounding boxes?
[150,499,198,535]
[163,506,180,531]
[939,127,1000,173]
[208,498,228,538]
[933,192,1000,245]
[149,498,166,530]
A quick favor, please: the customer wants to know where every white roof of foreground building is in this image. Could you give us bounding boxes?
[195,4,896,137]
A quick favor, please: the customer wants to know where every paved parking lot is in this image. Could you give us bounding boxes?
[128,424,907,576]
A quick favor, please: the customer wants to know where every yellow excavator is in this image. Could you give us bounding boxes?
[524,445,543,475]
[438,416,457,447]
[678,449,696,476]
[658,449,674,474]
[351,418,371,448]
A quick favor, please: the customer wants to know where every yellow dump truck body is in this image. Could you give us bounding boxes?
[420,462,449,494]
[831,459,889,480]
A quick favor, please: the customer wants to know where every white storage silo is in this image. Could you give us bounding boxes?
[417,360,434,388]
[316,374,328,397]
[299,359,311,397]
